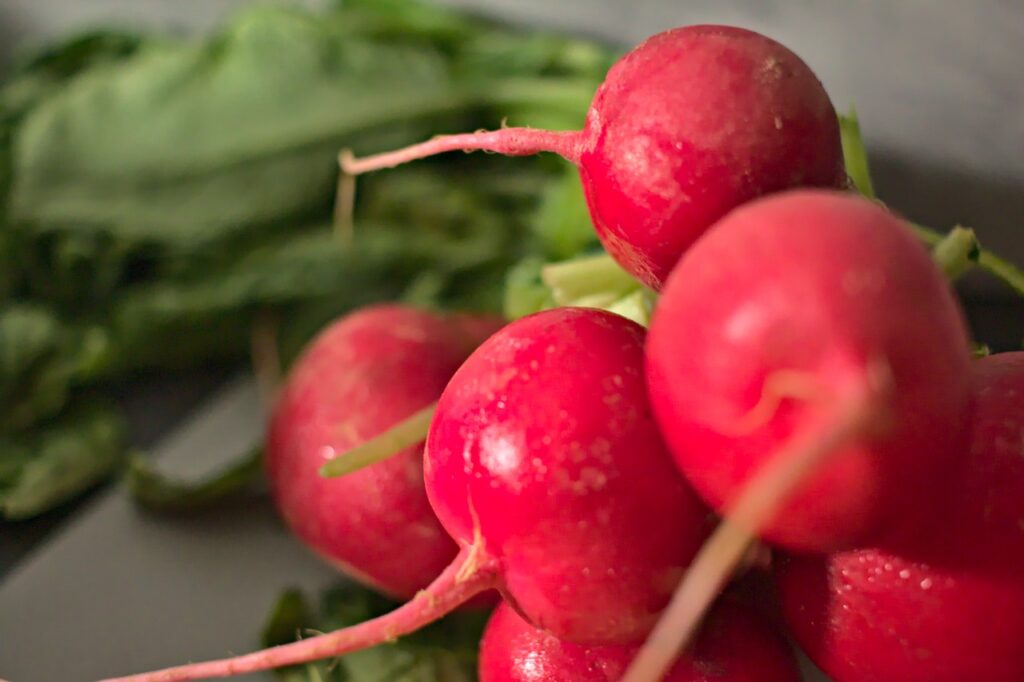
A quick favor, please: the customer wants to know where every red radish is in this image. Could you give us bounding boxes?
[647,189,972,552]
[266,304,502,598]
[342,25,845,290]
[104,308,711,682]
[775,352,1024,682]
[479,600,801,681]
[622,189,972,682]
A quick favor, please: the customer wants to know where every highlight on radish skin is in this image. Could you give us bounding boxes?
[479,600,801,681]
[424,307,712,644]
[343,25,845,290]
[267,305,502,599]
[101,307,712,682]
[776,352,1024,682]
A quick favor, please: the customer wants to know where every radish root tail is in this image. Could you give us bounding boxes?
[621,359,893,682]
[340,128,582,175]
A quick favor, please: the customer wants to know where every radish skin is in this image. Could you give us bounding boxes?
[479,600,801,681]
[626,189,972,680]
[776,352,1024,682]
[266,305,501,598]
[646,190,972,552]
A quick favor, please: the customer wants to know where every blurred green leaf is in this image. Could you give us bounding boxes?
[0,0,611,517]
[263,582,486,682]
[0,402,126,519]
[530,160,597,259]
[502,258,553,320]
[125,446,263,513]
[0,305,111,432]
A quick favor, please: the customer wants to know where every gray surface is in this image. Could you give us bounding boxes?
[0,379,338,681]
[0,1,1022,680]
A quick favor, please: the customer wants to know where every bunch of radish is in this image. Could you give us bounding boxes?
[104,22,1024,682]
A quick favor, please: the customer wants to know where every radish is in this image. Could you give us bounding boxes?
[623,189,972,681]
[646,189,972,552]
[266,304,502,599]
[775,352,1024,682]
[103,307,711,682]
[342,25,845,290]
[479,600,800,681]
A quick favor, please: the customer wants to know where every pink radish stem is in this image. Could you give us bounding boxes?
[100,548,498,682]
[621,362,892,682]
[340,128,581,175]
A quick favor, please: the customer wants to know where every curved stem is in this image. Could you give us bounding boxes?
[620,366,891,682]
[320,403,436,478]
[100,548,498,682]
[908,222,1024,296]
[341,128,582,175]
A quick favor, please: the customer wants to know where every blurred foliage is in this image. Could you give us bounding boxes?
[0,0,615,518]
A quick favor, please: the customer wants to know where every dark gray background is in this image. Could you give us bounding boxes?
[0,2,1021,680]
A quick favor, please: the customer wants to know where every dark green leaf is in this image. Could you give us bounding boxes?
[125,446,263,513]
[0,402,126,519]
[0,305,112,431]
[263,589,315,648]
[262,582,485,682]
[7,6,462,249]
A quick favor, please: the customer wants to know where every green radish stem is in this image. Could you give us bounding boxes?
[319,403,436,478]
[839,106,876,199]
[931,226,980,279]
[605,289,655,327]
[621,361,892,682]
[541,253,641,305]
[839,110,1024,296]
